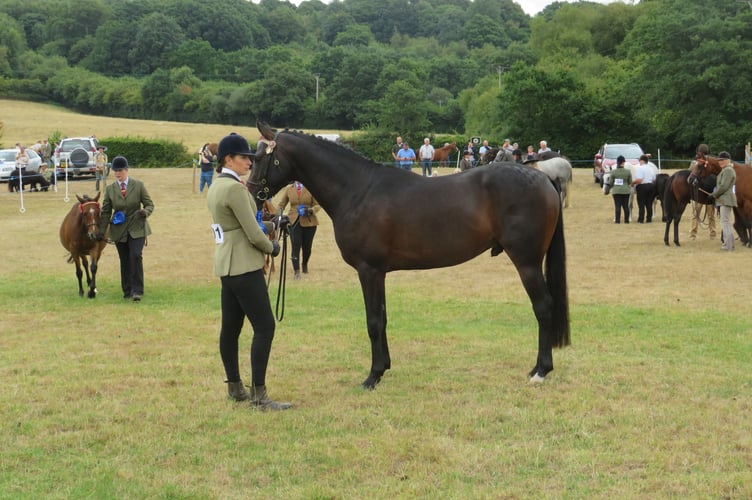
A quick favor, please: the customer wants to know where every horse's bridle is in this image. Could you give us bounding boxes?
[248,146,279,202]
[79,201,101,236]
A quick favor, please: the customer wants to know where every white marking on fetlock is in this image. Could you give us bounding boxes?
[529,373,545,384]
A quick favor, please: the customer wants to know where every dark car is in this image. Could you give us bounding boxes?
[593,143,646,185]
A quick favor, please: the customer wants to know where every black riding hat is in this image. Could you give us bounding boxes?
[111,156,129,171]
[217,133,255,164]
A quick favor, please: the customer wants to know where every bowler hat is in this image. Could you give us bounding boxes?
[217,133,254,164]
[111,156,129,171]
[718,151,731,160]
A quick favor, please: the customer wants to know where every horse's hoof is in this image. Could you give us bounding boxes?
[361,376,381,390]
[529,373,546,384]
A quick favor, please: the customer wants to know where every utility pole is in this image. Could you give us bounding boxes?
[497,66,509,90]
[314,74,321,103]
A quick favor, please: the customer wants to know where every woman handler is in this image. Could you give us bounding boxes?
[206,133,290,411]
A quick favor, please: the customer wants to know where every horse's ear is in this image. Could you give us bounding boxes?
[93,192,101,202]
[76,194,85,204]
[257,121,277,141]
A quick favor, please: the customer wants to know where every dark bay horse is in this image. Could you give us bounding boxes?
[60,194,107,298]
[691,153,752,246]
[431,142,457,166]
[248,122,570,389]
[662,169,716,246]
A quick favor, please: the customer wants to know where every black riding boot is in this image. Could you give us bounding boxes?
[250,385,292,411]
[226,380,250,402]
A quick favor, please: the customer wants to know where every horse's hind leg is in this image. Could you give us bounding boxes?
[515,264,555,382]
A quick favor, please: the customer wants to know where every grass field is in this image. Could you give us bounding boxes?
[1,103,751,498]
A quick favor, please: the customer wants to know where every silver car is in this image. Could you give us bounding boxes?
[0,148,43,181]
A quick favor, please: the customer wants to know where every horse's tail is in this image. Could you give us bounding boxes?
[545,206,570,348]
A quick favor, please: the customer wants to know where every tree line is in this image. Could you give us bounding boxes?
[1,0,751,160]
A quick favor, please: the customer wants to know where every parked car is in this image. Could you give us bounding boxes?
[593,143,646,185]
[54,137,102,178]
[0,148,43,181]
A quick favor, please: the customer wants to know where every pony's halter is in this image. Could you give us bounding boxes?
[79,201,100,213]
[79,201,101,233]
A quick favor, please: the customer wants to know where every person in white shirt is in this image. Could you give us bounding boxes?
[419,138,435,177]
[631,154,657,223]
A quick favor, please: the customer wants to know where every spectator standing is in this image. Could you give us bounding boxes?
[277,181,321,279]
[391,136,403,167]
[459,150,474,172]
[42,139,52,167]
[689,144,717,240]
[15,146,30,170]
[478,140,490,158]
[396,142,416,171]
[526,145,537,161]
[512,149,524,164]
[708,151,737,251]
[419,138,435,177]
[538,141,551,155]
[631,154,657,223]
[605,155,632,224]
[98,156,154,301]
[94,146,108,192]
[199,143,215,193]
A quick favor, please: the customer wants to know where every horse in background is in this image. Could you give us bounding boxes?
[528,156,573,208]
[60,194,108,298]
[654,172,670,220]
[432,142,457,167]
[662,169,716,246]
[8,168,50,193]
[248,122,569,389]
[691,152,752,246]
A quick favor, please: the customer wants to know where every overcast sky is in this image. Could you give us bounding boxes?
[263,0,619,17]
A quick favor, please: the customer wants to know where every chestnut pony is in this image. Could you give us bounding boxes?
[248,122,570,390]
[691,152,752,246]
[60,194,107,298]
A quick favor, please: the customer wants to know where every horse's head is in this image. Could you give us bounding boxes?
[246,121,296,204]
[689,153,720,185]
[76,193,102,240]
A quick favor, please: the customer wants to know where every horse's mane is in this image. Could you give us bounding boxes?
[280,129,388,171]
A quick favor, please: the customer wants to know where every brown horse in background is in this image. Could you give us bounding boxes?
[432,142,457,166]
[60,194,108,298]
[662,169,715,246]
[691,153,752,246]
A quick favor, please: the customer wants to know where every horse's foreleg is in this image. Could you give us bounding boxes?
[664,220,671,246]
[88,255,99,299]
[358,267,389,390]
[73,257,85,297]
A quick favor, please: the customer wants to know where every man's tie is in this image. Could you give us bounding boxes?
[120,182,127,197]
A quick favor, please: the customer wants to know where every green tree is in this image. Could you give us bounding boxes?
[0,13,27,75]
[376,80,431,136]
[128,13,185,76]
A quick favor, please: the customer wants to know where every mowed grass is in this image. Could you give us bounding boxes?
[1,103,751,498]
